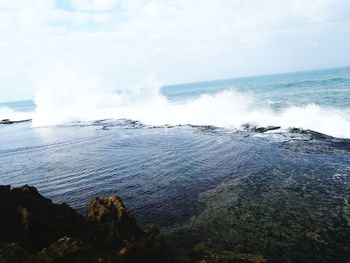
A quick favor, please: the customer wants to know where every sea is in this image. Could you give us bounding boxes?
[0,66,350,260]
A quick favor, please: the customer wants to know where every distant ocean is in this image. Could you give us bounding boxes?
[1,67,350,260]
[1,66,350,137]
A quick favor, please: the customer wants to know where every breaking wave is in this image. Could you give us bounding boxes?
[0,107,33,122]
[2,65,350,139]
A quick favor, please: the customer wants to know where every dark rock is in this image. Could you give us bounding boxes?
[29,237,93,263]
[0,119,32,125]
[254,126,280,133]
[0,185,173,263]
[133,224,170,262]
[241,123,252,131]
[86,196,172,262]
[0,185,85,253]
[190,242,268,263]
[0,119,11,124]
[0,242,29,263]
[242,123,281,133]
[87,196,144,245]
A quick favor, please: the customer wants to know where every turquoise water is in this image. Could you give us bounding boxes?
[163,66,350,109]
[2,66,350,111]
[0,100,35,112]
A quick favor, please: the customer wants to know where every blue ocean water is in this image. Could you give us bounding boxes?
[163,66,350,109]
[2,66,350,112]
[0,100,35,112]
[0,67,350,257]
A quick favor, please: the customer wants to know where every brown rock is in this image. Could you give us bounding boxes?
[0,186,173,263]
[190,242,268,263]
[29,237,93,263]
[87,196,144,246]
[0,185,85,253]
[0,242,29,263]
[86,196,172,262]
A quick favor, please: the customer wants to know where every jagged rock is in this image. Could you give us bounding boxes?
[133,224,170,262]
[86,197,171,262]
[29,237,93,263]
[0,119,32,125]
[0,242,29,263]
[0,185,173,263]
[0,185,84,253]
[242,124,280,133]
[254,126,280,133]
[87,196,144,246]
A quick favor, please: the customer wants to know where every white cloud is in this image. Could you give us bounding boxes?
[0,0,55,11]
[69,0,121,12]
[0,0,349,102]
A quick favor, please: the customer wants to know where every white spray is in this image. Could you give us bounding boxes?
[3,64,350,138]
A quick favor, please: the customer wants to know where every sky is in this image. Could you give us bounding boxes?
[0,0,350,102]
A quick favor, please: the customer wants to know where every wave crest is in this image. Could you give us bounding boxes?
[3,66,350,139]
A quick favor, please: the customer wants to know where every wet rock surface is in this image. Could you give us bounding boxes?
[0,185,84,253]
[0,185,173,263]
[190,242,268,263]
[0,119,32,125]
[241,124,281,133]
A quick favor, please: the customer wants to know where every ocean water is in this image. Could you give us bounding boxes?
[0,66,350,260]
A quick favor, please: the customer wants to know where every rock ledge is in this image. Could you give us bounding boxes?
[0,185,171,263]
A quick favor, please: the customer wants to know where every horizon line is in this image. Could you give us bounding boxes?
[1,64,349,104]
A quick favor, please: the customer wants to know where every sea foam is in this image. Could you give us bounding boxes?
[3,65,350,139]
[0,107,33,122]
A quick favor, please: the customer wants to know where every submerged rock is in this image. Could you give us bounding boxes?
[174,168,350,262]
[190,242,268,263]
[0,185,172,263]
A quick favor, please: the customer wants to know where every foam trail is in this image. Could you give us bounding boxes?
[27,65,350,138]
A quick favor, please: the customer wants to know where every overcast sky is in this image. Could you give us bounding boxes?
[0,0,350,102]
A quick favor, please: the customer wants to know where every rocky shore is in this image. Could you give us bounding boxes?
[0,185,270,263]
[0,185,173,263]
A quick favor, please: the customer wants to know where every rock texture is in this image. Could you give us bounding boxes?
[173,168,350,262]
[241,124,281,133]
[0,185,172,263]
[190,242,268,263]
[0,184,268,262]
[0,119,32,125]
[0,185,84,253]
